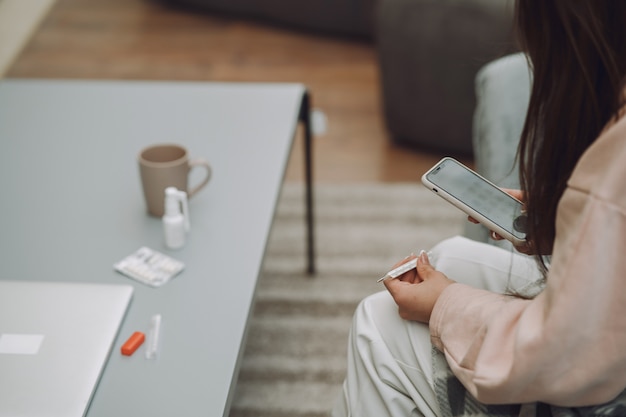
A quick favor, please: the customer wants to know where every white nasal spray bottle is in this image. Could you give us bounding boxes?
[163,187,190,250]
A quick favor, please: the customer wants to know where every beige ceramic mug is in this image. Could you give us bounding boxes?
[138,144,212,217]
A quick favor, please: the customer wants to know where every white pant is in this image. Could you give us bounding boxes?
[332,236,543,417]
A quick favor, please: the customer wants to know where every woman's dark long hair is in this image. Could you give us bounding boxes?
[514,0,626,269]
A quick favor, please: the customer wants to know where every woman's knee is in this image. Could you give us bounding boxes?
[428,235,540,293]
[353,291,397,334]
[429,235,485,266]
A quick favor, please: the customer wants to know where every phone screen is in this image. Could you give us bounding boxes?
[424,159,527,241]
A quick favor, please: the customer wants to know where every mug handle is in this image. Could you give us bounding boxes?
[187,158,212,198]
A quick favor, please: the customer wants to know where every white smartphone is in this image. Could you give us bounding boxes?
[421,157,527,246]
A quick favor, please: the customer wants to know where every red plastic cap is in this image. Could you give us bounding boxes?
[121,331,145,356]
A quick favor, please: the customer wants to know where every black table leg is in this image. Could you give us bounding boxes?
[299,90,316,275]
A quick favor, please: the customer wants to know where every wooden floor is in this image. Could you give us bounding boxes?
[7,0,473,183]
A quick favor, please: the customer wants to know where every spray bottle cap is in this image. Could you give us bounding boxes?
[164,187,190,231]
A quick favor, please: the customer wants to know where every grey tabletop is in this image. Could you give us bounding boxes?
[0,79,307,416]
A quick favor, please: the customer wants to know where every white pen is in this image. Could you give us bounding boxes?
[377,257,418,283]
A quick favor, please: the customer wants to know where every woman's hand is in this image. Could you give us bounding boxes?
[467,188,533,254]
[383,251,454,323]
[501,188,525,202]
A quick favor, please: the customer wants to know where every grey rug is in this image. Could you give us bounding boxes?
[229,183,464,417]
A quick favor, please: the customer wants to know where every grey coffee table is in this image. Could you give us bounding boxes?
[0,79,315,416]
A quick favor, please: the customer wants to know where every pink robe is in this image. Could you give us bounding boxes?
[430,115,626,407]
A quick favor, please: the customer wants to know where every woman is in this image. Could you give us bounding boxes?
[332,1,626,416]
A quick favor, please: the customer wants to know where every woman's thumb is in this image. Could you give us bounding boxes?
[417,250,435,278]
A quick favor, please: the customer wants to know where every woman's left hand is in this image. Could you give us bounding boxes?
[383,251,455,323]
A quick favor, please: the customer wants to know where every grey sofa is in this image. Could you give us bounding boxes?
[158,0,377,38]
[376,0,516,155]
[465,52,531,249]
[160,0,516,156]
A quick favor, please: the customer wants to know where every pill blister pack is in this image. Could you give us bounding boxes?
[114,247,185,288]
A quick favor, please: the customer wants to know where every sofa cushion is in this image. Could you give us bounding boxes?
[465,52,532,247]
[473,52,531,188]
